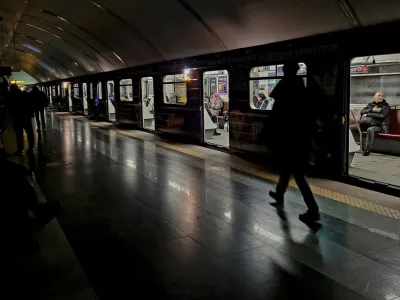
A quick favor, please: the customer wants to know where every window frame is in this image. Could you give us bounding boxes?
[163,73,187,105]
[119,78,133,102]
[249,62,307,110]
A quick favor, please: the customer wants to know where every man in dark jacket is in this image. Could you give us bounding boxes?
[359,91,389,156]
[268,61,320,224]
[8,84,35,154]
[30,86,47,131]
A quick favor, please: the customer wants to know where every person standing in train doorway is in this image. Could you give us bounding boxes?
[268,61,320,224]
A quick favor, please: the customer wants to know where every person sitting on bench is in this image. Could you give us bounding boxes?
[359,91,390,156]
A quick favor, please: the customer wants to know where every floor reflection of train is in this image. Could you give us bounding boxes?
[35,20,400,195]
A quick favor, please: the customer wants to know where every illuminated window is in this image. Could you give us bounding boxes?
[90,83,93,99]
[119,79,133,101]
[61,86,66,97]
[249,62,307,110]
[73,83,80,98]
[351,54,400,106]
[97,82,102,100]
[57,85,61,96]
[163,74,187,105]
[52,86,56,97]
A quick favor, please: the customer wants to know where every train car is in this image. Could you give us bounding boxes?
[35,20,400,194]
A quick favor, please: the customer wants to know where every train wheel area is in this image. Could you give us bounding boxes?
[2,110,400,299]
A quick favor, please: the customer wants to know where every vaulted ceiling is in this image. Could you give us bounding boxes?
[1,0,400,82]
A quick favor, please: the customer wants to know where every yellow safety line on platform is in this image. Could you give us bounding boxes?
[113,129,400,220]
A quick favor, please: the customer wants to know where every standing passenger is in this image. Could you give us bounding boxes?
[31,86,47,131]
[8,84,35,154]
[268,62,320,223]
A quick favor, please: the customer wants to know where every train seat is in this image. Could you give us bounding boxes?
[350,107,400,155]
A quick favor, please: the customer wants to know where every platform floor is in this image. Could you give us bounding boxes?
[2,111,400,300]
[350,152,400,187]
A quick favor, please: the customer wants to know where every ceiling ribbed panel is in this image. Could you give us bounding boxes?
[1,0,400,81]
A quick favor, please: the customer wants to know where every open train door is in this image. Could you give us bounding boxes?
[202,70,229,148]
[141,77,155,131]
[107,80,116,122]
[82,83,88,115]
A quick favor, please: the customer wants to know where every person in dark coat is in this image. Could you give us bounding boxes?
[8,84,35,154]
[30,86,47,131]
[359,92,390,156]
[268,61,320,224]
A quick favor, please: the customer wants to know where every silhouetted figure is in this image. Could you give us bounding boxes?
[30,86,47,131]
[8,84,35,154]
[268,62,320,224]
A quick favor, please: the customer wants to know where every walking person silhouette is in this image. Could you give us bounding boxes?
[268,61,320,224]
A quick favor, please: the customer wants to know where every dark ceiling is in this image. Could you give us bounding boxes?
[1,0,400,82]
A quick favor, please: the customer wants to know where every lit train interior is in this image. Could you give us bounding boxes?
[349,53,400,187]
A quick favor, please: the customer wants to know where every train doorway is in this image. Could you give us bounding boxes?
[107,80,116,122]
[68,84,72,112]
[203,70,229,148]
[348,53,400,187]
[83,83,88,115]
[141,77,155,130]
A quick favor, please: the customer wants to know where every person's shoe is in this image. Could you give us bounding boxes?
[214,131,221,136]
[299,210,320,223]
[13,150,24,156]
[363,148,371,156]
[269,191,284,207]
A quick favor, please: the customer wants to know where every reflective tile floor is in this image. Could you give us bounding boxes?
[6,112,400,300]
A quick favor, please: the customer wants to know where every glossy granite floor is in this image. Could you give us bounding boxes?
[4,111,400,300]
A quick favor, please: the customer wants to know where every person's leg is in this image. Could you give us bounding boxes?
[293,171,319,212]
[270,164,291,205]
[292,169,320,222]
[40,108,46,128]
[364,126,382,156]
[13,121,24,152]
[24,118,35,152]
[35,110,41,129]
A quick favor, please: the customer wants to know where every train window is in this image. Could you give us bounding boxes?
[350,54,400,106]
[249,62,307,110]
[97,82,102,100]
[73,83,80,98]
[57,85,61,97]
[163,74,187,105]
[52,86,56,97]
[90,83,93,99]
[120,79,133,101]
[61,86,66,97]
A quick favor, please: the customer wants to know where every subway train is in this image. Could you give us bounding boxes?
[34,20,400,193]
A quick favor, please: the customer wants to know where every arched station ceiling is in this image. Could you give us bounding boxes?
[1,0,400,82]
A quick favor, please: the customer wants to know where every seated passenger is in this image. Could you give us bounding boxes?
[254,93,269,110]
[359,91,390,156]
[208,94,223,136]
[210,93,223,116]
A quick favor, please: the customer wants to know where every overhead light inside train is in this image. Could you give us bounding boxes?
[62,82,69,89]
